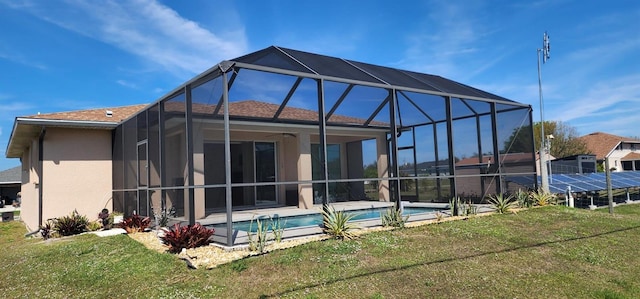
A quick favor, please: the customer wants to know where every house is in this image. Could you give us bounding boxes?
[6,46,536,242]
[0,166,21,206]
[580,132,640,172]
[5,105,145,230]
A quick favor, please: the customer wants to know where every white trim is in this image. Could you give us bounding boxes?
[15,117,119,128]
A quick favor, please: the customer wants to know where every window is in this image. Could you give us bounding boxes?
[622,161,633,171]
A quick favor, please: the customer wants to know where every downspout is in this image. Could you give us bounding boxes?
[38,127,46,227]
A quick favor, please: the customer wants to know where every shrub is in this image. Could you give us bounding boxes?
[86,221,103,232]
[381,205,409,228]
[531,188,555,206]
[247,216,270,253]
[488,193,517,214]
[515,189,534,208]
[39,219,55,240]
[160,223,215,254]
[119,214,151,233]
[54,210,89,236]
[449,197,461,216]
[270,217,286,243]
[435,211,444,223]
[463,199,478,216]
[321,205,359,240]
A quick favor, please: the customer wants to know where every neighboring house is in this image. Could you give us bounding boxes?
[580,132,640,172]
[0,166,21,206]
[5,105,145,230]
[6,46,536,238]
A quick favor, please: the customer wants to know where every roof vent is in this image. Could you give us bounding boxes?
[106,110,113,117]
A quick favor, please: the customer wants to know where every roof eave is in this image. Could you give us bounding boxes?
[5,118,118,158]
[604,141,622,159]
[15,117,120,128]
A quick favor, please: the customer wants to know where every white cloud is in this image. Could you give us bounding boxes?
[551,74,640,123]
[396,1,495,80]
[0,51,47,70]
[116,80,138,89]
[0,101,35,113]
[7,0,248,76]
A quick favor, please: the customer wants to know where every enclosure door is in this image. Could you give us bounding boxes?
[254,142,277,205]
[137,141,150,216]
[311,144,342,203]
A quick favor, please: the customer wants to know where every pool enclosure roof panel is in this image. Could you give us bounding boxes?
[232,46,519,104]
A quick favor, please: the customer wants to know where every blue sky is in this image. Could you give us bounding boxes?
[1,0,639,170]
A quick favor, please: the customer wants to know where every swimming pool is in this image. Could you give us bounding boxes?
[212,206,442,232]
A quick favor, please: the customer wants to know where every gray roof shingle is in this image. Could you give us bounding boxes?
[0,166,21,184]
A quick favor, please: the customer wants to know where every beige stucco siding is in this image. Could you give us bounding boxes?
[20,140,40,231]
[40,128,113,225]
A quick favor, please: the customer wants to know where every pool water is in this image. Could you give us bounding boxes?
[212,206,442,232]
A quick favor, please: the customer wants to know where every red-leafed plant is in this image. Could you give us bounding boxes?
[160,223,215,253]
[118,214,151,233]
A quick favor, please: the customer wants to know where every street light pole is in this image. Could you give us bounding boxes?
[537,32,551,193]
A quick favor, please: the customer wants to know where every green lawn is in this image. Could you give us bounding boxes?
[2,205,640,298]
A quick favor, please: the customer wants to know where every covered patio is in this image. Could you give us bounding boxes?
[111,46,536,246]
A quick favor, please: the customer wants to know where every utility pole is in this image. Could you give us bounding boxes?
[537,32,551,193]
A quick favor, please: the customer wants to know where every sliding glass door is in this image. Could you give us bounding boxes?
[204,141,277,209]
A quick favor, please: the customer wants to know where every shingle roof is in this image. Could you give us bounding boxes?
[455,153,534,166]
[622,152,640,161]
[167,100,387,126]
[6,104,147,159]
[579,132,640,160]
[0,166,21,184]
[25,104,148,123]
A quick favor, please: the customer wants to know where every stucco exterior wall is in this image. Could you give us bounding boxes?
[20,139,40,231]
[40,128,113,226]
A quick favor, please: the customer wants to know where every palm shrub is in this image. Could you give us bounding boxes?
[321,205,359,240]
[487,193,517,214]
[54,210,89,236]
[380,205,409,228]
[119,214,151,233]
[531,188,555,206]
[160,223,215,254]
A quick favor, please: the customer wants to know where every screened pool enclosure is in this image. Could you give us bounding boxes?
[112,46,536,244]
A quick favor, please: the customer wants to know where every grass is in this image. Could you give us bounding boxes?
[2,205,640,298]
